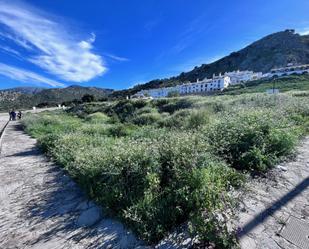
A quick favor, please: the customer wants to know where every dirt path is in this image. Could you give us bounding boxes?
[0,121,145,249]
[236,137,309,249]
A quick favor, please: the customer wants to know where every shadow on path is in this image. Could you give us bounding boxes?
[238,177,309,238]
[7,148,41,157]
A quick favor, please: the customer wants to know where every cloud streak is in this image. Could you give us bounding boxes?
[0,1,106,82]
[105,53,130,62]
[0,63,65,87]
[0,44,21,56]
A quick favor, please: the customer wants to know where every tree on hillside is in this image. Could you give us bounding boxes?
[82,94,95,103]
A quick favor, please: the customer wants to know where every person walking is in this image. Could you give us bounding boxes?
[17,111,22,120]
[9,110,13,121]
[12,110,16,121]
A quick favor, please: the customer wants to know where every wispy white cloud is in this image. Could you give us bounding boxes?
[105,53,130,62]
[0,44,21,56]
[0,31,34,50]
[0,63,65,87]
[0,1,106,82]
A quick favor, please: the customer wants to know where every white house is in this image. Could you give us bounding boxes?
[131,64,308,99]
[134,74,231,99]
[225,70,263,85]
[268,64,309,78]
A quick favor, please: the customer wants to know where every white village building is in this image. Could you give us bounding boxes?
[132,63,309,99]
[267,64,309,78]
[178,74,231,94]
[133,69,265,99]
[134,73,231,99]
[225,70,263,85]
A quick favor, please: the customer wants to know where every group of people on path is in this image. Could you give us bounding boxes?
[9,110,22,121]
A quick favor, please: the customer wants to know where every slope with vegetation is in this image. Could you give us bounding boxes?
[23,79,309,247]
[112,29,309,98]
[222,74,309,95]
[0,85,113,112]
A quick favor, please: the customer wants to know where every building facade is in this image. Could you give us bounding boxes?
[132,64,305,99]
[134,74,231,99]
[225,70,263,85]
[267,64,309,78]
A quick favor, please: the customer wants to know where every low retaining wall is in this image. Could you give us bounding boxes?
[0,120,10,154]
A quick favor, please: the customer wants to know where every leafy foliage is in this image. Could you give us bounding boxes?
[23,89,309,247]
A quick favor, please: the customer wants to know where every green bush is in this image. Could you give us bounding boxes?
[23,91,309,247]
[120,133,242,242]
[158,111,188,128]
[135,106,158,115]
[85,112,110,123]
[158,109,210,129]
[106,123,136,137]
[132,112,163,126]
[156,98,194,113]
[208,110,298,172]
[186,109,211,129]
[23,113,243,244]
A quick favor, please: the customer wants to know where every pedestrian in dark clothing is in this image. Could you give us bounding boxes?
[12,111,16,121]
[9,111,12,121]
[17,111,22,120]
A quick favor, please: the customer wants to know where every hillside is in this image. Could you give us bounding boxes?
[112,29,309,98]
[222,74,309,95]
[1,87,46,94]
[0,85,113,111]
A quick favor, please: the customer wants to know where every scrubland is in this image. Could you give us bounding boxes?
[23,91,309,248]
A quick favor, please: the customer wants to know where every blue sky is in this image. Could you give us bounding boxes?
[0,0,308,90]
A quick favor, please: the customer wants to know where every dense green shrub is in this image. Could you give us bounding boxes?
[85,112,110,123]
[105,123,136,137]
[23,113,80,138]
[24,113,243,245]
[186,109,211,129]
[156,98,194,113]
[82,94,95,103]
[135,106,158,115]
[23,91,309,247]
[80,123,112,136]
[210,102,227,113]
[207,110,298,172]
[158,110,189,128]
[131,99,148,109]
[132,112,163,126]
[158,109,210,129]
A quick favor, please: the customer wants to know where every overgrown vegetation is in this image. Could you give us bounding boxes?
[23,90,309,248]
[223,74,309,95]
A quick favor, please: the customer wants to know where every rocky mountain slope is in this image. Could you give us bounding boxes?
[112,29,309,97]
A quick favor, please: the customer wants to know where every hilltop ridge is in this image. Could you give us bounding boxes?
[0,85,113,111]
[112,29,309,97]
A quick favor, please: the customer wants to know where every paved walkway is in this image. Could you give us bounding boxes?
[237,137,309,249]
[0,121,145,249]
[0,113,8,130]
